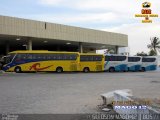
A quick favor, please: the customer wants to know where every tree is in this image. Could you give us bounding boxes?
[147,37,160,55]
[148,49,157,56]
[104,49,115,54]
[136,51,148,56]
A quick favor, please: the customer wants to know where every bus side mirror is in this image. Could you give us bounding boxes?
[0,56,6,64]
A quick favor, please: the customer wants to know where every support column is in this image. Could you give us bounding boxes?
[115,46,119,54]
[79,42,83,53]
[6,42,10,55]
[27,39,32,50]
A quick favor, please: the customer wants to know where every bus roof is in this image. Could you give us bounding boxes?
[9,50,79,54]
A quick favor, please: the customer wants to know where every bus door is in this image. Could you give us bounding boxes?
[69,54,79,71]
[95,55,104,71]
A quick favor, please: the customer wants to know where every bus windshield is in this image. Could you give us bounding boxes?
[4,54,15,64]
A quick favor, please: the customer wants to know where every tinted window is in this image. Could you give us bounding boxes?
[105,56,126,61]
[80,55,102,61]
[93,56,102,61]
[142,58,156,62]
[117,56,126,61]
[16,53,78,61]
[68,54,77,60]
[128,57,141,62]
[15,54,27,60]
[52,54,77,60]
[4,54,15,64]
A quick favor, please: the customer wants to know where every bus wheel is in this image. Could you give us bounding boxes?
[83,67,90,73]
[56,67,63,73]
[141,67,145,72]
[14,66,22,73]
[109,67,115,72]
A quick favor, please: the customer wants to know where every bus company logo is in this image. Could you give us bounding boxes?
[29,63,53,71]
[142,2,151,8]
[135,1,158,23]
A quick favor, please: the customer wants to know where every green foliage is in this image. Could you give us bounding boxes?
[147,37,160,55]
[136,51,148,56]
[148,49,157,56]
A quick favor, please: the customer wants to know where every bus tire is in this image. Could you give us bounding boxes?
[109,67,115,72]
[14,66,22,73]
[83,67,90,73]
[56,67,63,73]
[141,67,145,72]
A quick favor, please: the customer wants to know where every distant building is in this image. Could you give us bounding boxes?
[0,15,128,56]
[119,47,130,56]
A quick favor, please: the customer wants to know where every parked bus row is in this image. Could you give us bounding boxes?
[104,55,157,72]
[0,50,158,73]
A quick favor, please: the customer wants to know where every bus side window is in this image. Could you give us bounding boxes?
[80,55,86,61]
[95,56,102,61]
[42,54,47,60]
[142,58,156,62]
[27,54,33,60]
[93,56,97,61]
[89,56,93,61]
[57,54,62,60]
[85,56,89,61]
[36,54,41,60]
[135,57,140,62]
[128,57,140,62]
[63,54,67,60]
[117,56,120,61]
[47,54,51,60]
[69,54,72,60]
[61,54,66,60]
[117,56,126,61]
[111,56,116,61]
[14,54,25,61]
[32,54,37,60]
[70,54,77,60]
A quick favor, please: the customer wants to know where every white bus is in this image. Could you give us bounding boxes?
[104,54,128,72]
[127,56,142,72]
[141,56,158,71]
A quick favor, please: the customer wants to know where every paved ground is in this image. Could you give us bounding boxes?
[0,70,160,114]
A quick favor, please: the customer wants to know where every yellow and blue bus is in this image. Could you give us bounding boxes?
[2,50,80,73]
[79,53,104,72]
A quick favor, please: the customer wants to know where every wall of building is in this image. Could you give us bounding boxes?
[0,15,128,47]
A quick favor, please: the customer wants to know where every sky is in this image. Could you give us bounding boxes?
[0,0,160,55]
